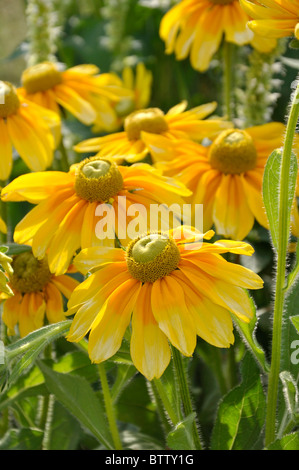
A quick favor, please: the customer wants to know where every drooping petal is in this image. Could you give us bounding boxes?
[151,275,197,356]
[0,119,13,180]
[1,172,75,204]
[44,282,66,323]
[131,283,171,380]
[87,278,141,363]
[50,274,80,300]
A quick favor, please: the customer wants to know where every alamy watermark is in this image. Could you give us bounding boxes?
[291,340,299,365]
[94,198,204,248]
[0,81,5,105]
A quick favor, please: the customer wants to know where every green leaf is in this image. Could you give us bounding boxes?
[286,241,299,290]
[1,321,72,392]
[262,149,298,250]
[233,293,269,372]
[45,401,83,450]
[289,39,299,50]
[280,371,298,417]
[210,352,266,450]
[267,432,299,450]
[4,242,31,256]
[0,351,99,412]
[38,361,114,450]
[167,413,197,450]
[291,315,299,333]
[0,428,43,450]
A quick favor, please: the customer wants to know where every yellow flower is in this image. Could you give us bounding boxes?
[74,101,231,163]
[1,157,191,276]
[91,62,153,133]
[1,251,79,337]
[0,81,60,180]
[160,0,277,72]
[240,0,299,40]
[19,62,129,126]
[66,227,263,380]
[155,123,299,240]
[0,217,7,235]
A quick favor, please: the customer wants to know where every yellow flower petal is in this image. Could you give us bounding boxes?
[151,275,197,356]
[131,283,171,380]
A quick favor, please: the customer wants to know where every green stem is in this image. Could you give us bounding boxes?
[265,77,299,447]
[171,346,203,450]
[58,138,70,172]
[98,362,122,450]
[152,377,181,426]
[223,41,234,121]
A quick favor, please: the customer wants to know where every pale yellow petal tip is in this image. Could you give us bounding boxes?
[215,239,255,256]
[295,23,299,40]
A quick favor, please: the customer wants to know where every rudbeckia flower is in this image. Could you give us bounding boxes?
[91,62,153,133]
[1,250,79,337]
[0,80,60,180]
[154,123,299,240]
[1,157,191,276]
[19,62,130,126]
[66,227,263,380]
[240,0,299,40]
[74,101,231,163]
[160,0,277,72]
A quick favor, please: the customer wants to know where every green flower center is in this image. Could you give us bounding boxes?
[126,233,181,283]
[10,252,52,294]
[22,62,63,94]
[209,129,257,175]
[124,108,169,140]
[0,81,20,118]
[74,157,123,202]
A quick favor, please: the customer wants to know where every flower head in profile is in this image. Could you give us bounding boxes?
[74,101,231,163]
[1,250,79,337]
[91,62,153,134]
[240,0,299,40]
[0,80,60,180]
[155,123,299,240]
[66,226,263,380]
[19,62,130,126]
[1,157,191,276]
[159,0,277,73]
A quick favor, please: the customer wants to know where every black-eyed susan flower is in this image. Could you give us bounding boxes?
[0,80,60,180]
[74,101,231,163]
[159,0,277,73]
[66,226,263,380]
[241,0,299,40]
[1,157,191,276]
[155,123,299,240]
[1,250,79,337]
[91,62,153,134]
[19,62,130,126]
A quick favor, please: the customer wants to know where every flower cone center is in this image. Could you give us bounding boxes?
[22,62,63,94]
[10,252,51,294]
[209,129,257,174]
[124,108,168,140]
[126,233,180,283]
[74,157,123,202]
[209,0,235,5]
[0,82,20,118]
